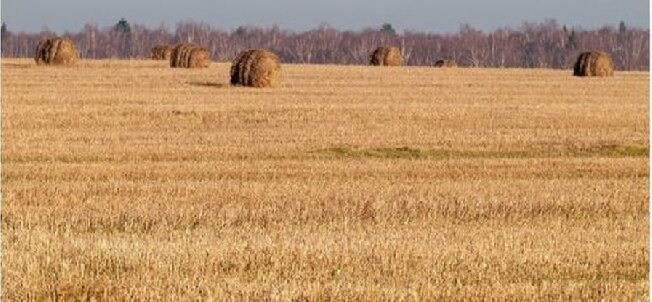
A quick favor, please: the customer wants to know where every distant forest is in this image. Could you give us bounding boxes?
[1,19,649,70]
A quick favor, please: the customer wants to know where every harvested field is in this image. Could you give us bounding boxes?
[1,59,649,301]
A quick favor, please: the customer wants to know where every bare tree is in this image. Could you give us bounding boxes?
[1,20,648,70]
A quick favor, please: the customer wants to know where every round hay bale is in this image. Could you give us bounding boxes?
[150,45,172,60]
[170,43,191,67]
[34,37,77,65]
[230,49,281,88]
[170,43,211,68]
[434,59,457,68]
[573,51,614,77]
[370,46,402,66]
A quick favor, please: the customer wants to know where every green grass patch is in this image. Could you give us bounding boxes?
[323,147,450,159]
[313,145,648,160]
[578,144,649,157]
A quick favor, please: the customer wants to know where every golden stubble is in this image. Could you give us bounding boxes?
[2,59,649,301]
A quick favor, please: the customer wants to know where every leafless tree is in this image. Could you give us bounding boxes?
[1,20,648,70]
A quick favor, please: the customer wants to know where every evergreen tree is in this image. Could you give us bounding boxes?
[114,18,134,57]
[380,23,397,37]
[618,20,627,45]
[115,18,132,36]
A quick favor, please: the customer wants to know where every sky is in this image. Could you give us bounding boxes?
[1,0,649,33]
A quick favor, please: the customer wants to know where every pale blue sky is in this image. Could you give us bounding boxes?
[2,0,649,33]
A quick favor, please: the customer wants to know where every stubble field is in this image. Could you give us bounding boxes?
[1,58,649,301]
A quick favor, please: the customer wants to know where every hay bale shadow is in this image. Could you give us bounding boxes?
[188,81,227,88]
[2,62,33,68]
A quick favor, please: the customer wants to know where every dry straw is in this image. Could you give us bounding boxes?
[434,59,457,68]
[150,45,173,60]
[370,46,402,66]
[573,51,614,77]
[230,49,281,88]
[34,37,78,65]
[170,43,211,68]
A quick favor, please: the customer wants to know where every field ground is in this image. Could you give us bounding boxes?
[1,59,649,301]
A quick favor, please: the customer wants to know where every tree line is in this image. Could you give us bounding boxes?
[1,19,648,70]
